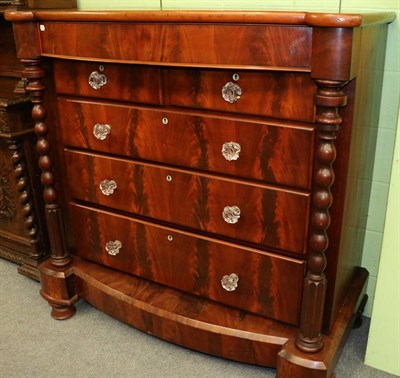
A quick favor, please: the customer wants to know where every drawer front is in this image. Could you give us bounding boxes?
[59,98,314,189]
[53,60,162,104]
[65,150,310,254]
[39,22,311,69]
[166,69,316,122]
[70,203,305,325]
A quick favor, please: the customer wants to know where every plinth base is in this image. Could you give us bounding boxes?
[39,258,368,377]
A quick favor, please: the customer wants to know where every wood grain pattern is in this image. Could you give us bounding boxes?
[36,254,367,370]
[311,28,355,81]
[9,21,40,60]
[70,255,297,367]
[296,79,348,353]
[23,58,71,267]
[6,9,394,376]
[53,60,162,104]
[70,203,305,325]
[166,69,316,122]
[5,10,395,27]
[38,22,311,69]
[64,149,310,254]
[58,98,315,189]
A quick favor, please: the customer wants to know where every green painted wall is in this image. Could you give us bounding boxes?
[77,0,159,9]
[364,109,400,376]
[339,1,399,319]
[75,0,400,374]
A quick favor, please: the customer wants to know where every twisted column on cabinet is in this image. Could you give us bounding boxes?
[22,59,71,268]
[7,138,41,256]
[296,79,348,353]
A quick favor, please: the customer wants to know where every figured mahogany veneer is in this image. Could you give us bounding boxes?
[65,149,310,254]
[58,98,315,188]
[165,69,316,122]
[53,60,162,105]
[71,203,305,325]
[39,22,312,69]
[6,9,395,378]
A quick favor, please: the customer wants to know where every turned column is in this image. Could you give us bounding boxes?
[8,138,41,256]
[296,79,348,353]
[22,58,71,268]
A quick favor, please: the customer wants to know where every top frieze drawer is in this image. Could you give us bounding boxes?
[53,60,162,105]
[38,22,311,70]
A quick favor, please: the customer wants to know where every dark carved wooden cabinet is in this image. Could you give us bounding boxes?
[0,5,48,279]
[6,9,395,377]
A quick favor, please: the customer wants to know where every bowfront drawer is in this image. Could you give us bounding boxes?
[39,22,311,69]
[70,203,305,325]
[59,98,314,189]
[53,60,162,104]
[64,150,310,254]
[166,69,316,122]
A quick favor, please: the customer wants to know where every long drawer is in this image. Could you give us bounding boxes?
[70,202,305,325]
[165,69,316,122]
[39,22,311,69]
[64,149,310,254]
[58,98,315,189]
[53,60,162,104]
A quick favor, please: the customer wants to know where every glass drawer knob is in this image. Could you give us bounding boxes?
[222,206,241,224]
[100,179,117,196]
[105,240,122,256]
[93,123,111,140]
[88,71,107,90]
[222,142,241,161]
[221,273,239,291]
[222,82,242,103]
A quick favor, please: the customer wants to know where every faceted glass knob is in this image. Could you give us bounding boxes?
[221,273,239,291]
[105,240,122,256]
[221,142,241,161]
[88,71,107,90]
[222,206,241,224]
[93,123,111,140]
[222,82,242,103]
[100,179,117,196]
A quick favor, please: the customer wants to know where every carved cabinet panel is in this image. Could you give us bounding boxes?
[0,11,49,279]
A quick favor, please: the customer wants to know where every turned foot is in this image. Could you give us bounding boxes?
[40,288,78,320]
[39,259,78,320]
[50,304,76,320]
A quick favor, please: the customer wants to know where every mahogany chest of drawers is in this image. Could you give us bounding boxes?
[6,9,395,377]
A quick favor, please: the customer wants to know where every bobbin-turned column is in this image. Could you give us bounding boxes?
[22,58,71,268]
[296,79,348,353]
[22,58,77,319]
[7,137,44,265]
